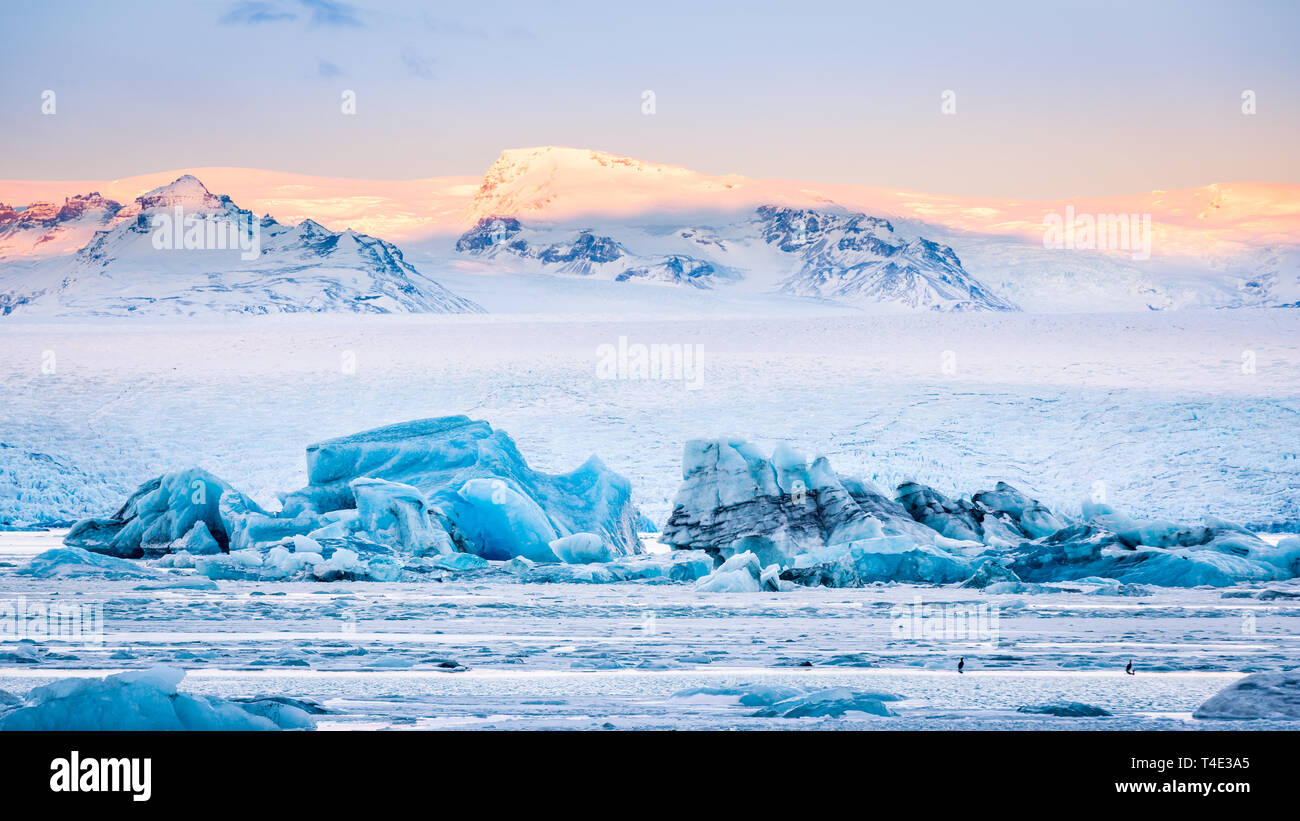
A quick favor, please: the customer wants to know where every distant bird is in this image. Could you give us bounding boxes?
[1125,660,1134,676]
[958,657,965,674]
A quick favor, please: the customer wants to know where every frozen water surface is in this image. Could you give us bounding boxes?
[2,531,1298,729]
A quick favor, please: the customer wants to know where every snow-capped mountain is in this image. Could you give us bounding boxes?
[758,206,1015,311]
[453,198,1013,310]
[439,146,1300,313]
[0,192,122,261]
[1223,246,1300,308]
[454,217,733,288]
[4,146,1298,315]
[0,176,482,317]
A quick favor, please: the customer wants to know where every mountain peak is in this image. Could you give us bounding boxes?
[490,146,680,174]
[468,146,713,222]
[134,175,222,212]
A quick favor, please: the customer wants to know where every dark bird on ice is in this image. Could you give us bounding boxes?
[1125,660,1134,675]
[958,657,965,674]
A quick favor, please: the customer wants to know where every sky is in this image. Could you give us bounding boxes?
[0,0,1297,198]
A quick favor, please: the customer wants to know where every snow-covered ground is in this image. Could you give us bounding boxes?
[1,309,1297,529]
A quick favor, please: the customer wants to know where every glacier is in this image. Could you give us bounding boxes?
[0,176,483,317]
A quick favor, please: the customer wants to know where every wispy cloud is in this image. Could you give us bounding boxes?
[220,0,363,28]
[219,1,298,25]
[316,58,343,78]
[401,48,436,80]
[300,0,364,28]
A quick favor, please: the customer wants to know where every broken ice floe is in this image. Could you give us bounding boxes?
[0,667,316,730]
[671,683,902,718]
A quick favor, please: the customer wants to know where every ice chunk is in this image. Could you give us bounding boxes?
[671,683,800,706]
[19,546,159,580]
[973,482,1066,539]
[502,556,537,576]
[0,667,314,730]
[1193,672,1300,720]
[549,532,612,564]
[456,478,559,561]
[312,547,366,581]
[668,550,715,582]
[695,551,763,593]
[174,520,221,555]
[1009,518,1296,587]
[64,468,234,557]
[228,697,321,730]
[752,687,899,718]
[1017,702,1111,717]
[352,477,453,556]
[430,552,490,572]
[961,559,1021,589]
[221,490,320,553]
[786,536,975,587]
[526,563,620,584]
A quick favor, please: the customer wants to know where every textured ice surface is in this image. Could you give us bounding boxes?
[2,531,1299,730]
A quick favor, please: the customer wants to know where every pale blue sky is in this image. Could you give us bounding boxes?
[1,0,1297,197]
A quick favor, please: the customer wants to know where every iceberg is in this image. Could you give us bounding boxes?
[671,683,800,706]
[19,546,159,580]
[62,416,647,574]
[1193,672,1300,720]
[751,687,900,718]
[64,468,234,558]
[662,439,938,567]
[283,416,645,561]
[1007,516,1300,588]
[1017,702,1112,717]
[694,551,781,593]
[663,438,1299,589]
[0,667,315,731]
[961,559,1022,589]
